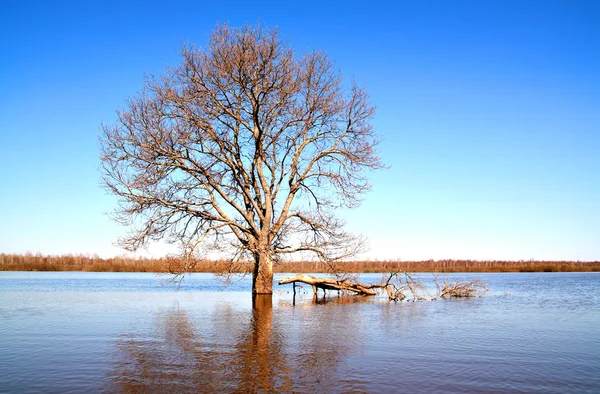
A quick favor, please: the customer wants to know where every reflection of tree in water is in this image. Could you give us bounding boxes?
[108,295,366,392]
[235,295,293,392]
[109,295,287,392]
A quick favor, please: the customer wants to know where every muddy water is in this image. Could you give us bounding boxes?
[1,272,599,393]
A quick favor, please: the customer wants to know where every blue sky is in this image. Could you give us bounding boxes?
[1,0,598,260]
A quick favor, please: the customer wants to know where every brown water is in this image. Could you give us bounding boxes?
[1,272,599,393]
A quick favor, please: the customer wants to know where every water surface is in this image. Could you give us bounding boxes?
[1,272,599,393]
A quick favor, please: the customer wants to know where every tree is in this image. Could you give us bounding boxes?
[100,23,382,294]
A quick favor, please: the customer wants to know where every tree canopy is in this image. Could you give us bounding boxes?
[100,23,383,294]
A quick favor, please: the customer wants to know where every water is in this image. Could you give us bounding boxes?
[1,272,599,393]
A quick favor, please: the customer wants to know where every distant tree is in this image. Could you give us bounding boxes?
[99,23,382,294]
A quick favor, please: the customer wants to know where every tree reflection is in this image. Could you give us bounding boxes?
[235,295,293,392]
[109,296,291,392]
[108,295,367,392]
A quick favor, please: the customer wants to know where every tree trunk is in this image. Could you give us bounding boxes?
[253,251,273,294]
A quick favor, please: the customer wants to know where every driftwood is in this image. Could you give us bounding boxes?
[278,273,487,301]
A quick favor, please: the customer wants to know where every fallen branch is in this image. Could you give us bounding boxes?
[279,273,487,301]
[278,274,378,296]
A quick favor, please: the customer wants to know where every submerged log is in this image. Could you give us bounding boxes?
[278,274,379,296]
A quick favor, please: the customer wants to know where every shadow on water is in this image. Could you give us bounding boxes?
[108,294,359,393]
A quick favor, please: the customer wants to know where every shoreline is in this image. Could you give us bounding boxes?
[1,253,598,274]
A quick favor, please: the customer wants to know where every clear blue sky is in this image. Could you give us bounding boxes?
[1,0,598,260]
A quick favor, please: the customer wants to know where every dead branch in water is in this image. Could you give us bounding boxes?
[434,276,488,298]
[375,272,434,301]
[278,274,378,296]
[278,273,487,301]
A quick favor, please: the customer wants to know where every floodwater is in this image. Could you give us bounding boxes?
[1,272,599,393]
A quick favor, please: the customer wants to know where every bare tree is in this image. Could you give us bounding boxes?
[99,23,383,294]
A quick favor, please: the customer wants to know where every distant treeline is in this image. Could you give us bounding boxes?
[1,253,599,273]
